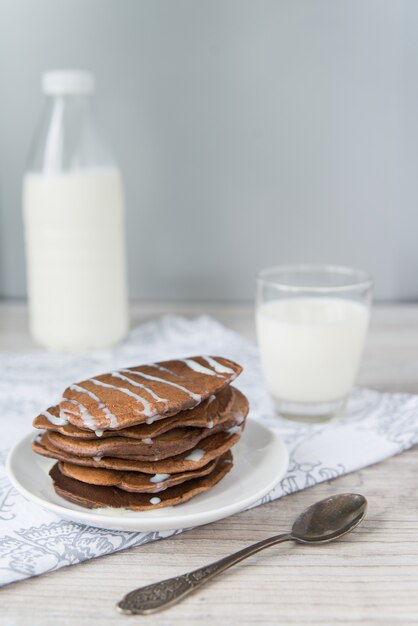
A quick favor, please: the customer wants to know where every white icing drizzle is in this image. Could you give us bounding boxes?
[146,416,156,425]
[184,448,205,462]
[114,370,169,406]
[70,385,118,429]
[64,397,97,431]
[207,420,214,429]
[148,363,184,378]
[60,407,78,418]
[150,473,171,483]
[88,378,153,418]
[95,430,104,437]
[150,496,161,505]
[223,459,233,464]
[207,394,216,405]
[41,409,69,426]
[227,425,242,435]
[201,356,235,375]
[142,437,153,445]
[123,370,201,403]
[33,433,43,443]
[93,455,102,462]
[180,358,222,377]
[234,413,245,425]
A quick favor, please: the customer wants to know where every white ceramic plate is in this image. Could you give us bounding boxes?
[6,419,288,532]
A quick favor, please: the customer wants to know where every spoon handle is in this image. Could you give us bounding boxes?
[117,532,292,615]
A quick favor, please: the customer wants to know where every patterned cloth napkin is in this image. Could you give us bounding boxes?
[1,315,417,587]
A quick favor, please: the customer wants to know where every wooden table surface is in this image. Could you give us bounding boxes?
[1,301,418,626]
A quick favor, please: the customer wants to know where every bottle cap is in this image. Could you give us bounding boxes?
[42,70,95,95]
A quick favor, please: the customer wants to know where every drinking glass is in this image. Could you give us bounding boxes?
[256,264,373,422]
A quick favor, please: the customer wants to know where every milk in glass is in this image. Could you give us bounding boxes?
[256,297,369,404]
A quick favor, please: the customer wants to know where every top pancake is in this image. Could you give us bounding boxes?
[59,356,241,432]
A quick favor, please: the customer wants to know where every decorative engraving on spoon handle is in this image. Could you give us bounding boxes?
[117,532,292,615]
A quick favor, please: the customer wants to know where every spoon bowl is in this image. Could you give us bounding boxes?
[291,493,367,544]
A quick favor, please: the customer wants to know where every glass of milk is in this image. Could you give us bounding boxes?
[256,265,373,422]
[23,71,129,351]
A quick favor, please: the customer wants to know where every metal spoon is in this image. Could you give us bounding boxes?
[117,492,367,615]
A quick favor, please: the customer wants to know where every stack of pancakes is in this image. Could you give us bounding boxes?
[32,356,248,510]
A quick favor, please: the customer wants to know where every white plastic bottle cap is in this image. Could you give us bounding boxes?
[42,70,95,95]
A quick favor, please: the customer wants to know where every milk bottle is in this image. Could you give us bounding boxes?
[23,71,129,350]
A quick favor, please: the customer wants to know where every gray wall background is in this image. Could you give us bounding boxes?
[0,0,416,302]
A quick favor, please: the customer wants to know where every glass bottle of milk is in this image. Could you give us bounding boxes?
[23,70,129,351]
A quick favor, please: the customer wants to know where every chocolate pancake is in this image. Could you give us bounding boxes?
[59,356,241,432]
[33,386,247,439]
[57,451,230,493]
[33,429,242,473]
[49,453,233,510]
[45,411,243,461]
